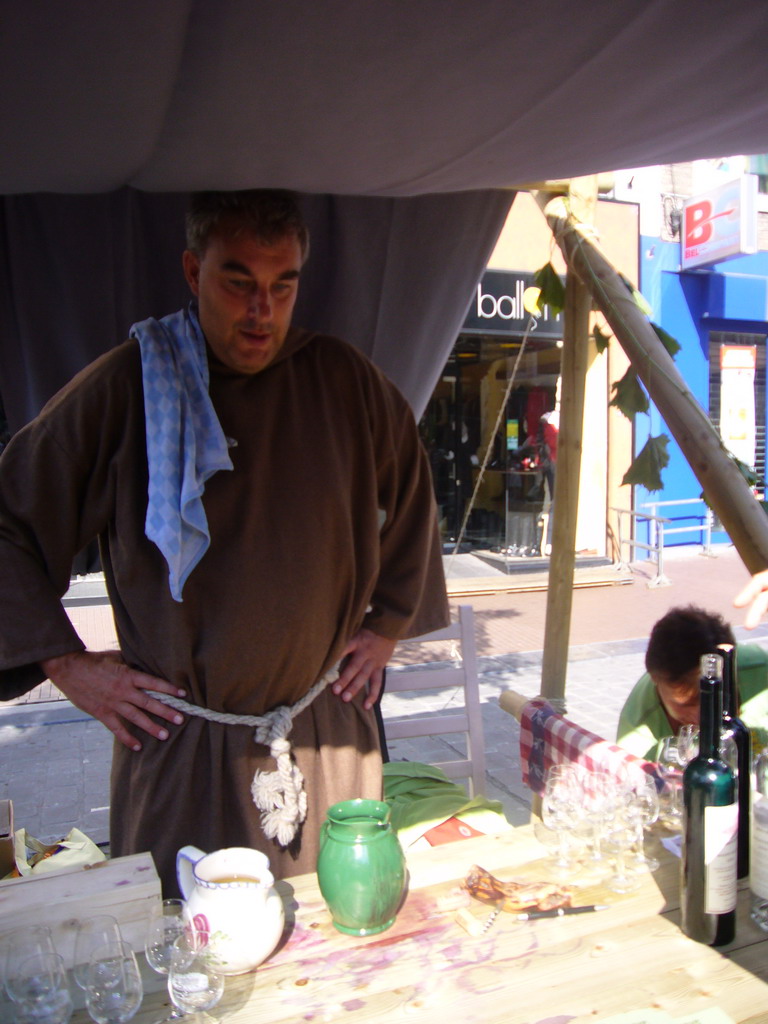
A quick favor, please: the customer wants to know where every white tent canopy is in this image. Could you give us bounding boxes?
[3,1,768,196]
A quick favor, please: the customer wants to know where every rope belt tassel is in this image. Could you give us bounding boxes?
[148,664,340,846]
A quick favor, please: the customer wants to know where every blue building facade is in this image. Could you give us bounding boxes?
[633,236,768,550]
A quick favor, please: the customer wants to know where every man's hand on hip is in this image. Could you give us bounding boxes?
[39,650,186,752]
[333,628,396,710]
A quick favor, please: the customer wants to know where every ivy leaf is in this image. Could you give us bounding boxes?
[701,455,764,509]
[593,324,610,354]
[619,273,653,316]
[731,454,763,490]
[622,435,670,492]
[533,262,565,315]
[610,369,649,419]
[651,322,681,358]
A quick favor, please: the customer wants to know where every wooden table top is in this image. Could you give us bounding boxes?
[73,824,768,1024]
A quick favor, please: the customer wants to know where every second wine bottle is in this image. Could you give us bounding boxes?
[681,651,738,946]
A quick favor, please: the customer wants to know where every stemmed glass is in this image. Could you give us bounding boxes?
[6,951,73,1024]
[3,927,70,1023]
[624,774,660,873]
[602,805,642,894]
[145,900,188,979]
[657,737,685,827]
[678,724,699,763]
[580,770,614,867]
[84,940,143,1024]
[3,926,57,993]
[167,930,224,1020]
[541,766,583,878]
[74,917,123,990]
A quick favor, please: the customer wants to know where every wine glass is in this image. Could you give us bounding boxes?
[167,931,224,1020]
[145,900,188,978]
[580,770,615,866]
[3,926,57,998]
[678,724,699,763]
[84,940,143,1024]
[657,736,684,827]
[541,770,583,878]
[625,774,660,873]
[6,952,73,1024]
[545,764,580,787]
[602,808,642,894]
[74,916,123,990]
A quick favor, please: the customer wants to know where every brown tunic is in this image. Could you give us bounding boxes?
[0,327,449,893]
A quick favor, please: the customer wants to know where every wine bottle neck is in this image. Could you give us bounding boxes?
[717,643,738,718]
[699,678,723,758]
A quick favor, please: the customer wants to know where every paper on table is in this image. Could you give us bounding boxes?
[595,1013,673,1024]
[673,1011,736,1024]
[595,1009,734,1024]
[661,834,683,859]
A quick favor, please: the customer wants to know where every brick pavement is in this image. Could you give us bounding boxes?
[1,543,766,844]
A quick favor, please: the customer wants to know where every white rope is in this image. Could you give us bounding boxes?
[147,664,340,846]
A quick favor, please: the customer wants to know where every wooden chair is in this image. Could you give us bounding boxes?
[382,605,487,797]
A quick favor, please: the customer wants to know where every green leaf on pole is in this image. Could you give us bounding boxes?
[621,435,670,492]
[701,455,764,509]
[731,454,763,490]
[619,273,653,316]
[593,324,610,354]
[533,262,565,315]
[651,322,681,357]
[610,369,649,419]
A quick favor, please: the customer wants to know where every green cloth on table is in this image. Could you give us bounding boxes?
[383,761,510,848]
[616,642,768,761]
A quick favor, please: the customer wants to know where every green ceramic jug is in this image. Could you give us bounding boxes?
[316,798,406,936]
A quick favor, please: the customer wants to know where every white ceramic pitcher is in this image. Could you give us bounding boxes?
[176,845,285,975]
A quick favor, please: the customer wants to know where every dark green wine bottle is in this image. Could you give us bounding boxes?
[681,652,737,946]
[717,642,751,878]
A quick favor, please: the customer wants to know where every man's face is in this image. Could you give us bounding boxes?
[182,224,303,375]
[652,667,701,728]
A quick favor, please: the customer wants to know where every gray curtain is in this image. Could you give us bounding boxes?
[0,189,512,432]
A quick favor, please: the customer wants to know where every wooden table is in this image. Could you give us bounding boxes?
[73,825,768,1024]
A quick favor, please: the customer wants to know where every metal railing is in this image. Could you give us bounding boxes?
[641,498,715,557]
[611,498,717,588]
[611,507,672,587]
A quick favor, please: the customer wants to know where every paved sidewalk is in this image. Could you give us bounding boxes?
[1,543,765,845]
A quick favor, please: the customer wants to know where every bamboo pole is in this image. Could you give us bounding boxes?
[536,193,768,575]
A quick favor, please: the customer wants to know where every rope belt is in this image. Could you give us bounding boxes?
[148,663,340,847]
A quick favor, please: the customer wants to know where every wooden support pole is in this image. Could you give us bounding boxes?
[537,177,596,710]
[526,178,596,818]
[539,272,591,706]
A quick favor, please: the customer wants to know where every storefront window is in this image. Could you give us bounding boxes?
[420,332,561,556]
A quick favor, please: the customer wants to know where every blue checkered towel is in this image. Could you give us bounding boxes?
[130,304,233,602]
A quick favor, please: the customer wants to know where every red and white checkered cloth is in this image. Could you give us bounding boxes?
[519,698,655,794]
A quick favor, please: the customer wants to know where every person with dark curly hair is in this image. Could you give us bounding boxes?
[617,605,768,760]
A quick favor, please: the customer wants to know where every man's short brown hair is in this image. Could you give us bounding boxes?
[645,605,735,681]
[186,190,309,261]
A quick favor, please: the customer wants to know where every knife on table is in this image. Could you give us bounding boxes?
[514,904,611,921]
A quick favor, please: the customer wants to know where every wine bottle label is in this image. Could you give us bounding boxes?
[704,803,738,914]
[751,792,768,899]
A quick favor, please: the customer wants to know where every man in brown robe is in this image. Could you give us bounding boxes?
[0,191,449,894]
